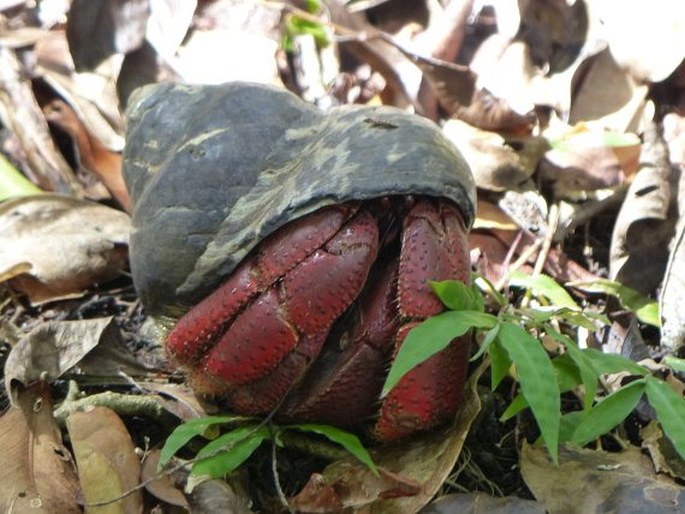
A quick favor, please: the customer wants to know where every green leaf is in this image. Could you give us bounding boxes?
[645,376,685,460]
[489,338,512,390]
[571,379,646,446]
[470,323,500,362]
[498,322,560,462]
[583,348,648,377]
[289,424,378,476]
[665,356,685,374]
[559,411,584,443]
[0,154,42,201]
[192,425,268,477]
[551,353,582,393]
[544,325,597,410]
[159,415,247,468]
[500,393,527,421]
[382,310,495,396]
[568,278,660,327]
[430,280,476,311]
[509,271,579,309]
[473,274,506,307]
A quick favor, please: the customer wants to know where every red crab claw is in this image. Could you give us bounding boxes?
[374,199,471,441]
[278,199,471,442]
[168,206,380,414]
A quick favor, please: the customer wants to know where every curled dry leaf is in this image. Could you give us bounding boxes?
[3,317,134,403]
[610,123,677,294]
[569,48,649,134]
[443,119,547,191]
[0,381,80,513]
[641,421,685,480]
[141,449,189,510]
[67,406,143,514]
[290,362,484,513]
[0,194,130,305]
[66,0,149,71]
[521,443,685,513]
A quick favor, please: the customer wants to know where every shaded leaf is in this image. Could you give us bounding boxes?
[159,415,247,468]
[0,382,80,513]
[192,425,268,478]
[645,376,685,461]
[289,424,378,476]
[141,450,189,509]
[67,406,143,513]
[3,317,133,404]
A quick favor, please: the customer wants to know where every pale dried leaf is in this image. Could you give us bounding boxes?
[145,0,196,60]
[3,317,126,403]
[521,443,685,513]
[67,406,143,514]
[291,362,484,513]
[594,0,685,83]
[0,382,80,513]
[0,194,130,304]
[660,213,685,350]
[569,47,649,134]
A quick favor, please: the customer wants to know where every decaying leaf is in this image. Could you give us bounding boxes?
[4,317,147,404]
[67,406,143,514]
[0,194,130,304]
[641,421,685,481]
[0,381,80,513]
[290,362,484,513]
[188,477,253,514]
[521,443,685,513]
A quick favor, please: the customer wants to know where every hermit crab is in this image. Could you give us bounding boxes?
[124,82,476,442]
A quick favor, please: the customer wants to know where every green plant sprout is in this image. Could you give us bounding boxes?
[383,273,683,465]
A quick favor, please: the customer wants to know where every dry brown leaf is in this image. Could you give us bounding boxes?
[521,443,685,513]
[141,450,189,509]
[641,421,685,481]
[3,317,145,403]
[0,381,81,513]
[43,99,131,212]
[0,45,83,194]
[610,123,677,294]
[290,361,484,513]
[0,194,130,304]
[443,119,547,191]
[188,478,253,514]
[67,406,143,514]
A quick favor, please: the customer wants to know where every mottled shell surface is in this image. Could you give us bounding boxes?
[124,82,475,318]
